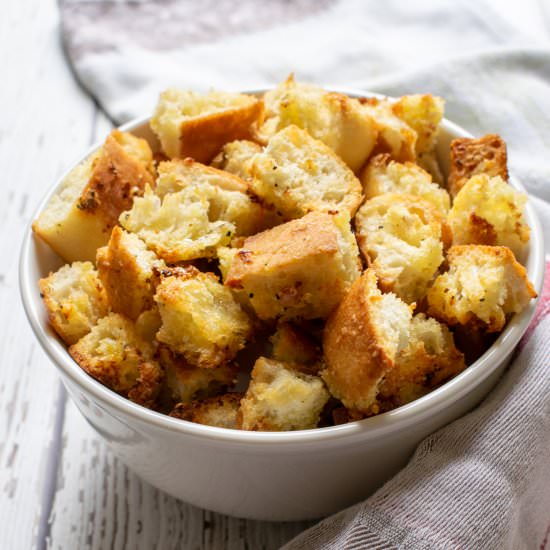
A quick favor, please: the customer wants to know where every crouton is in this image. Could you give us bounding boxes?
[96,227,161,320]
[250,125,363,219]
[360,154,450,214]
[427,245,537,332]
[238,357,330,431]
[448,174,529,257]
[377,314,465,408]
[150,88,264,162]
[224,211,361,320]
[270,322,320,367]
[322,269,412,414]
[135,307,162,343]
[417,151,444,185]
[260,75,378,172]
[448,134,508,197]
[159,346,238,404]
[211,140,262,181]
[355,194,450,304]
[69,313,162,407]
[392,94,444,155]
[39,261,109,345]
[169,392,242,429]
[154,267,252,368]
[33,130,155,262]
[360,97,417,162]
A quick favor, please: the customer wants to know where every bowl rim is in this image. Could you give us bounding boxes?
[20,86,545,446]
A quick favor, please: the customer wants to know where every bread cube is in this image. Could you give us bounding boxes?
[159,346,238,404]
[224,211,361,320]
[448,134,508,197]
[377,314,465,408]
[392,94,445,155]
[96,227,161,320]
[150,88,263,162]
[250,125,363,219]
[211,140,262,181]
[270,322,320,367]
[69,313,163,407]
[322,269,412,413]
[360,97,417,162]
[169,392,242,429]
[33,130,155,262]
[135,307,162,343]
[360,154,450,214]
[239,357,330,431]
[448,174,529,257]
[417,151,444,185]
[154,268,252,368]
[39,261,109,345]
[260,75,378,172]
[427,245,537,332]
[355,194,450,304]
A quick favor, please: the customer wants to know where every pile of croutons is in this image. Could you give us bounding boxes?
[34,75,537,431]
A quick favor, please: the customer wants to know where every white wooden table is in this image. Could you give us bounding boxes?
[2,1,549,549]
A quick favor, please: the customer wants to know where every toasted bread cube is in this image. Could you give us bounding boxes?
[135,307,162,343]
[448,134,508,197]
[150,88,263,162]
[69,313,163,407]
[270,322,320,366]
[448,174,529,257]
[154,268,252,368]
[360,97,417,162]
[239,357,330,431]
[427,245,537,332]
[250,125,363,219]
[211,140,262,181]
[96,227,161,320]
[260,76,378,172]
[378,314,465,408]
[360,154,450,214]
[355,194,450,304]
[392,94,444,155]
[39,261,109,345]
[159,347,238,404]
[224,211,361,320]
[169,393,242,429]
[322,269,412,413]
[33,130,155,262]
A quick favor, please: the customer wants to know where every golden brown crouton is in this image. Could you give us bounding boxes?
[360,97,417,162]
[154,268,252,368]
[448,134,508,197]
[96,227,161,320]
[270,322,320,367]
[259,75,378,172]
[377,314,465,408]
[355,194,450,304]
[427,245,537,332]
[211,140,263,181]
[39,261,109,345]
[250,125,363,219]
[169,392,243,429]
[360,154,450,214]
[150,88,264,162]
[392,94,445,155]
[33,130,155,262]
[447,174,529,257]
[159,346,238,404]
[224,211,361,321]
[134,307,162,343]
[238,357,330,431]
[69,313,163,407]
[322,269,412,414]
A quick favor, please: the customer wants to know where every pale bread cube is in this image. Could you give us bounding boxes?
[169,392,243,429]
[211,140,262,181]
[150,88,263,162]
[33,130,155,262]
[322,269,412,413]
[270,322,320,367]
[224,211,361,320]
[239,357,330,431]
[39,261,109,345]
[427,245,536,332]
[355,194,450,304]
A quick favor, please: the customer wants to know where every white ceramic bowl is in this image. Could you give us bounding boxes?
[20,88,545,521]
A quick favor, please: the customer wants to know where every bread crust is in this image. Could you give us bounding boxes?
[169,392,243,429]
